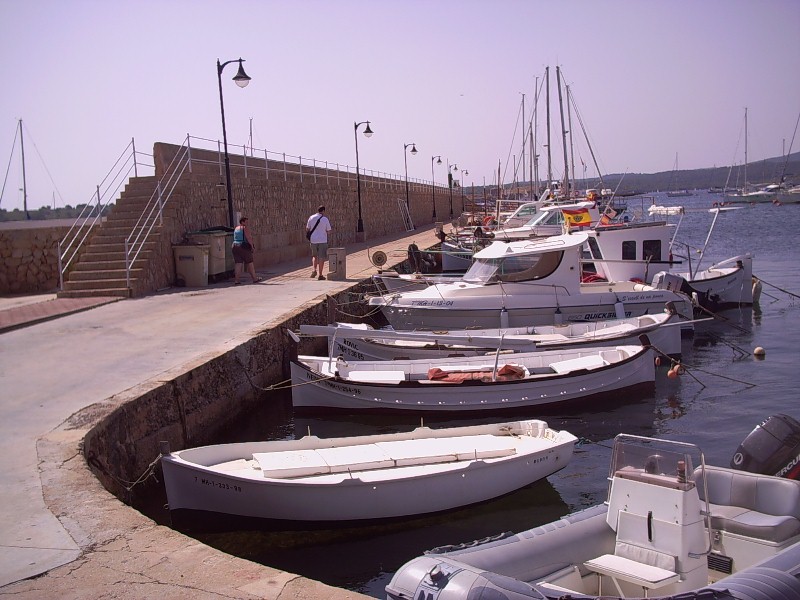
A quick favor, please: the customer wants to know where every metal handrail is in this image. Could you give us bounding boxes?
[58,138,154,289]
[124,136,191,288]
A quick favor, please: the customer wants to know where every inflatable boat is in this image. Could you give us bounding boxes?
[387,415,800,600]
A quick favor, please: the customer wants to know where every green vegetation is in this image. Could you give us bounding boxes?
[0,204,114,222]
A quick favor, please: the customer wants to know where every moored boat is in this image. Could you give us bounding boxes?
[159,419,577,528]
[290,343,655,413]
[387,429,800,600]
[297,305,684,361]
[367,232,694,331]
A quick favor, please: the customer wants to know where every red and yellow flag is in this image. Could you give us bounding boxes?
[561,207,591,227]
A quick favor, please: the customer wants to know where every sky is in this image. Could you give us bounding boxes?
[1,0,799,210]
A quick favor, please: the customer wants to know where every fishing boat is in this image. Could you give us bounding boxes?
[159,420,577,527]
[387,425,800,600]
[441,200,601,272]
[295,304,684,361]
[367,232,695,331]
[290,343,655,413]
[586,206,757,308]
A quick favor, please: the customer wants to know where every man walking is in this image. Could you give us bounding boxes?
[306,205,332,280]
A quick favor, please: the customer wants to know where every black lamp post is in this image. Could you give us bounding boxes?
[448,161,458,218]
[217,57,251,228]
[431,155,442,219]
[403,142,417,216]
[354,120,373,234]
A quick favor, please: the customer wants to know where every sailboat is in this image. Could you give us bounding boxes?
[666,153,691,197]
[1,119,32,219]
[723,108,777,204]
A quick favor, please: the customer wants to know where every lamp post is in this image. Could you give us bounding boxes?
[448,161,458,218]
[354,120,373,235]
[431,155,442,219]
[403,142,417,217]
[460,168,469,213]
[216,57,251,228]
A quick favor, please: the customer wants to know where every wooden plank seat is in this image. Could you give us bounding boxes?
[585,553,679,596]
[253,435,517,479]
[550,354,607,374]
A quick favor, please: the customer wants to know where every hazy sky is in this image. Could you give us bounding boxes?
[1,0,799,210]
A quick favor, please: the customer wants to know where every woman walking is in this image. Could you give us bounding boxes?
[231,217,261,284]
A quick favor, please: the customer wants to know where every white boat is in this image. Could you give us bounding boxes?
[290,344,655,413]
[159,420,577,526]
[387,430,800,600]
[586,207,757,308]
[368,232,694,331]
[296,306,684,361]
[442,201,601,272]
[723,108,777,204]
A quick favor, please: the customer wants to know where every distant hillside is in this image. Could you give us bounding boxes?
[595,152,800,195]
[475,152,800,197]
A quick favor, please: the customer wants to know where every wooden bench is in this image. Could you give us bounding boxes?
[584,553,679,598]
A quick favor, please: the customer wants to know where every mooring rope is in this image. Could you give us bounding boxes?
[234,354,333,393]
[644,341,755,390]
[754,276,800,301]
[86,451,162,494]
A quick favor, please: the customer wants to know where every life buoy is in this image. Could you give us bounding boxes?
[482,216,497,229]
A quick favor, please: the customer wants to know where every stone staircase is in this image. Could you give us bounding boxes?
[58,176,167,299]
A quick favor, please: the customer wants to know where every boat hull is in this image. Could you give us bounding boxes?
[374,289,692,332]
[160,422,576,524]
[290,346,655,412]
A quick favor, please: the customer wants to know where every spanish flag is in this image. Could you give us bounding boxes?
[562,207,591,227]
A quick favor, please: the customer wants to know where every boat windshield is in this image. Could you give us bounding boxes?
[462,249,564,284]
[522,209,563,228]
[608,434,703,499]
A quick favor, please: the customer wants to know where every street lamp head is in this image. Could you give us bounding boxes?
[233,60,251,88]
[433,155,442,165]
[410,144,418,155]
[363,122,374,137]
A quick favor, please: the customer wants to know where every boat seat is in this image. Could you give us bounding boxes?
[376,435,516,466]
[585,510,679,597]
[693,465,800,543]
[550,354,607,374]
[346,370,406,384]
[253,435,517,478]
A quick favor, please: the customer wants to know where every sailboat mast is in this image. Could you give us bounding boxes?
[545,67,552,192]
[556,67,570,199]
[566,83,576,195]
[533,76,540,197]
[744,107,748,194]
[19,119,30,220]
[520,93,525,192]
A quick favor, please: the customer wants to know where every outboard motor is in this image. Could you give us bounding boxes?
[730,414,800,479]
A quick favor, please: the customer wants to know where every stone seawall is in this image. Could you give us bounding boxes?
[0,223,75,294]
[81,287,366,500]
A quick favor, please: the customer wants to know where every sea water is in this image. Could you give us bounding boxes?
[138,192,800,598]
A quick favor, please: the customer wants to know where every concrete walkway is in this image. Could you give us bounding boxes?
[0,226,440,599]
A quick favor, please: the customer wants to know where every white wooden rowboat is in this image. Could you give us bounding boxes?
[290,344,655,413]
[295,306,684,361]
[159,420,577,526]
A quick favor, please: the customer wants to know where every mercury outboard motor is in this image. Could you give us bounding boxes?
[730,414,800,479]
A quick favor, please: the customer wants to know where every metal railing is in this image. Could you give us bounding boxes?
[184,135,441,193]
[59,133,451,293]
[58,139,154,289]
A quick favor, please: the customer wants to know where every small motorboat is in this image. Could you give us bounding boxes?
[159,420,577,528]
[387,424,800,600]
[295,303,685,361]
[290,344,655,413]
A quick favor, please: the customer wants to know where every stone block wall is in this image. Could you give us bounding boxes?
[0,224,73,294]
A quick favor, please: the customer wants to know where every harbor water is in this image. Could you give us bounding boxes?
[136,192,799,598]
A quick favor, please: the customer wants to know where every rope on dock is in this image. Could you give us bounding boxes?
[86,451,162,499]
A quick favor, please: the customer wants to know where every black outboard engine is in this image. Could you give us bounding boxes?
[730,414,800,479]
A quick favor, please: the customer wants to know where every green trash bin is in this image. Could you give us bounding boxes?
[186,227,234,281]
[174,244,209,287]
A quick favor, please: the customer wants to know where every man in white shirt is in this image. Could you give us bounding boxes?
[306,205,332,280]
